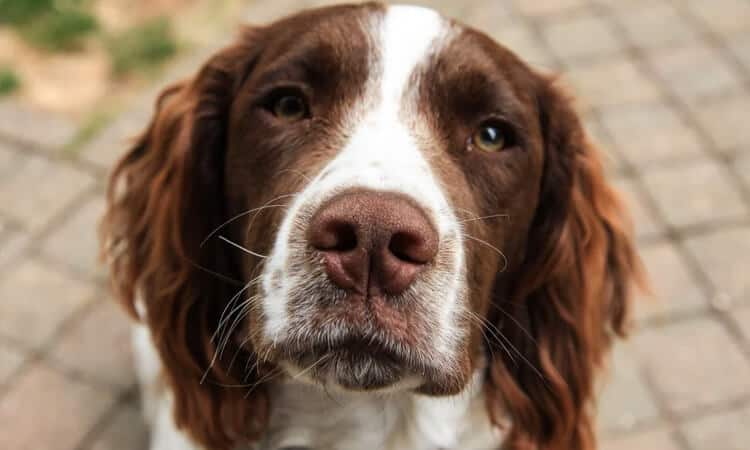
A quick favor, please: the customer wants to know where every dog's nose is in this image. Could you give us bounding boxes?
[307,191,438,296]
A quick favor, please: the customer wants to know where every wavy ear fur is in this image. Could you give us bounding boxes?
[101,28,269,450]
[485,78,645,450]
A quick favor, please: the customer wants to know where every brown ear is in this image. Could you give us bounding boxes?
[485,78,645,450]
[101,28,269,450]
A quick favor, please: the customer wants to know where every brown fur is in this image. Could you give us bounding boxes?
[101,5,644,450]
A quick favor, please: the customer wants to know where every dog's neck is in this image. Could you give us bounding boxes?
[259,370,502,450]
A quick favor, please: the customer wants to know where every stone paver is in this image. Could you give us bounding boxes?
[563,57,663,111]
[0,343,26,385]
[2,1,750,448]
[599,102,705,168]
[0,362,116,450]
[611,177,664,240]
[681,405,750,450]
[731,306,750,342]
[87,404,149,450]
[600,429,681,450]
[632,317,750,415]
[641,159,747,229]
[0,100,76,152]
[683,0,750,37]
[41,196,106,278]
[50,299,135,388]
[598,345,660,434]
[684,226,750,306]
[0,153,95,231]
[634,242,707,321]
[613,2,699,51]
[690,92,750,153]
[542,10,626,61]
[647,43,743,105]
[0,259,96,348]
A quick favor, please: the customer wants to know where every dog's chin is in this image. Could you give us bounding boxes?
[283,347,423,393]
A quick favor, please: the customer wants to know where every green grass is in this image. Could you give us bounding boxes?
[21,8,98,51]
[0,68,21,96]
[0,0,53,25]
[0,0,97,51]
[108,18,178,76]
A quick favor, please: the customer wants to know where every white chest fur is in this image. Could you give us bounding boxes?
[259,374,502,450]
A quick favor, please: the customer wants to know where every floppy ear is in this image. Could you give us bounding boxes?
[485,78,645,450]
[101,28,269,450]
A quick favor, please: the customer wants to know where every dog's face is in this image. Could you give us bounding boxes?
[224,5,544,394]
[103,3,643,450]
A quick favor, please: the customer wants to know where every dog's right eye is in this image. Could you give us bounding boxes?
[273,95,307,120]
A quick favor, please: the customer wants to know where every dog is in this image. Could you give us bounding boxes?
[101,3,644,449]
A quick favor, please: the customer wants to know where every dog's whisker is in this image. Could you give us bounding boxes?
[200,194,295,247]
[464,234,508,272]
[458,213,510,224]
[218,235,267,259]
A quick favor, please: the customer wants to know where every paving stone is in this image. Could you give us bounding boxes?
[611,177,663,240]
[50,300,135,388]
[0,154,95,231]
[600,429,681,450]
[681,405,750,450]
[634,242,708,321]
[614,2,699,50]
[563,57,663,111]
[685,226,750,307]
[684,0,750,37]
[647,43,742,106]
[0,343,27,385]
[462,0,515,31]
[731,305,750,342]
[726,32,750,73]
[632,317,750,415]
[0,227,30,269]
[542,10,626,62]
[514,0,586,17]
[88,404,148,450]
[41,196,106,278]
[692,93,750,153]
[0,362,116,450]
[584,114,623,172]
[641,159,747,229]
[734,151,750,191]
[79,105,151,170]
[597,345,660,434]
[599,102,705,168]
[0,259,96,348]
[487,24,555,71]
[0,100,76,152]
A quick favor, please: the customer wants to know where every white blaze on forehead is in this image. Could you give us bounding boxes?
[261,5,465,356]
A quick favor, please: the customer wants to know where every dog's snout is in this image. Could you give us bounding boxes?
[307,191,438,296]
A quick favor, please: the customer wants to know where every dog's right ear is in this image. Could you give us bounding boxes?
[100,27,270,450]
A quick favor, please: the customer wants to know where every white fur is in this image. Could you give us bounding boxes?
[135,325,502,450]
[135,5,502,450]
[261,4,466,360]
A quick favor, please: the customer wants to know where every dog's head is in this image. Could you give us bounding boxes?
[102,3,643,449]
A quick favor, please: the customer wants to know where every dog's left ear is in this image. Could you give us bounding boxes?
[485,76,647,450]
[101,27,270,450]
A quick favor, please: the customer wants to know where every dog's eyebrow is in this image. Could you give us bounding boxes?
[253,42,345,88]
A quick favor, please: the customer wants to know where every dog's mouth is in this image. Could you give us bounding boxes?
[282,336,420,391]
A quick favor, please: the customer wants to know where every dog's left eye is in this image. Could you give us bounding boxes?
[273,94,308,121]
[473,123,510,152]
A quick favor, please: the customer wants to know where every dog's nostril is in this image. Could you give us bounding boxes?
[315,221,357,252]
[388,232,430,264]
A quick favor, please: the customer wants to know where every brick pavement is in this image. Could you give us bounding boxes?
[0,1,748,449]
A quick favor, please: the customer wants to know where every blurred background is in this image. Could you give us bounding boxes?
[0,0,748,449]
